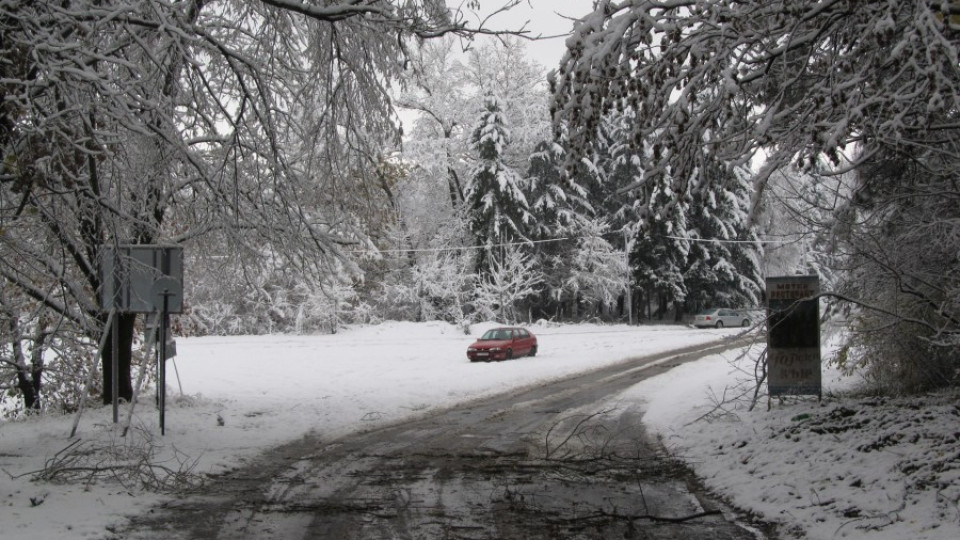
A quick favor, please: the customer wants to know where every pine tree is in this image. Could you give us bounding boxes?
[683,165,763,314]
[630,178,690,321]
[525,140,597,319]
[579,112,642,232]
[564,218,629,315]
[465,94,532,276]
[526,141,571,242]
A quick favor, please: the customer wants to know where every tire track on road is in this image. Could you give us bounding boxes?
[125,335,770,540]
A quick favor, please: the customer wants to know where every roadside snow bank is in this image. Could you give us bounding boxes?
[612,346,960,540]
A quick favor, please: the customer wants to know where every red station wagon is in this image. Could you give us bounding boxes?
[467,327,538,362]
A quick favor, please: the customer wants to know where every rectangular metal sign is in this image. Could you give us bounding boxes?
[766,275,821,397]
[101,245,184,314]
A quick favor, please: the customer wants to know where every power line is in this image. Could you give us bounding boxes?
[660,235,786,245]
[347,237,572,255]
[349,233,790,255]
[345,235,788,253]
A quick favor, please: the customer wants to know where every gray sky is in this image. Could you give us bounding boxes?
[457,0,597,70]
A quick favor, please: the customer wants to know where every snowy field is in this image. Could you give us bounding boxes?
[1,320,958,540]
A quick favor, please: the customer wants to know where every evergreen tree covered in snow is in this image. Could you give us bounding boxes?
[579,112,643,234]
[682,165,763,314]
[631,179,690,321]
[630,160,762,320]
[466,94,532,276]
[464,38,551,170]
[526,141,575,242]
[564,218,629,314]
[530,112,640,320]
[398,37,550,215]
[525,141,600,320]
[395,38,553,325]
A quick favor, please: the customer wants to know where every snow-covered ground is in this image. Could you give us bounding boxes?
[606,335,960,540]
[1,321,957,539]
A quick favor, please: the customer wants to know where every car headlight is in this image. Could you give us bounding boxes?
[490,347,501,352]
[467,347,476,352]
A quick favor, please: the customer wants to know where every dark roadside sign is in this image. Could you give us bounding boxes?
[766,275,821,398]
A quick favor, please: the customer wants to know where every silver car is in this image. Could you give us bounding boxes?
[693,308,751,328]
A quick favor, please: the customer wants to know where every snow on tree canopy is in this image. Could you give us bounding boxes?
[466,93,533,276]
[550,0,960,220]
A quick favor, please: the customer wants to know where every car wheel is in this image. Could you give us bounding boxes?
[529,345,537,357]
[506,349,513,360]
[742,319,750,327]
[715,320,724,328]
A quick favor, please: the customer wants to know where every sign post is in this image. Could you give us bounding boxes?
[766,275,821,401]
[101,245,183,432]
[112,310,119,424]
[158,290,170,436]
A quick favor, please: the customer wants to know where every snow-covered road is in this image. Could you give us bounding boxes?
[2,321,957,540]
[122,336,762,539]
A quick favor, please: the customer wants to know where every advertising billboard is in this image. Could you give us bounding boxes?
[766,275,821,397]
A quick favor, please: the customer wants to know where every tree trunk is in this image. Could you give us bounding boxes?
[101,312,137,405]
[11,338,38,410]
[14,361,40,410]
[444,124,464,209]
[633,288,642,324]
[7,313,48,410]
[447,166,464,209]
[656,293,668,320]
[643,287,653,320]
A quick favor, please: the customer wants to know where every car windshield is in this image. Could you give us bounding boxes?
[481,329,509,340]
[698,309,719,315]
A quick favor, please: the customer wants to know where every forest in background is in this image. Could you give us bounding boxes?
[182,34,775,333]
[2,0,958,416]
